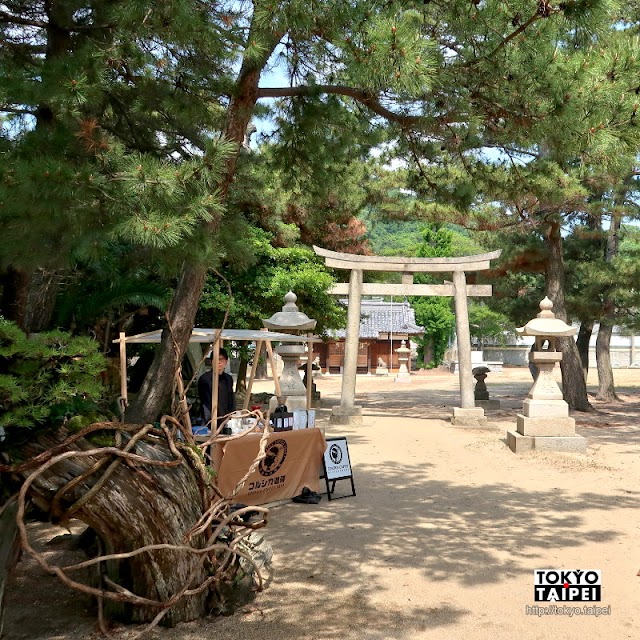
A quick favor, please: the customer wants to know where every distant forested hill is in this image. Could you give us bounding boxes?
[362,213,485,257]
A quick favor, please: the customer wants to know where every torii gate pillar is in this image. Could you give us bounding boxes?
[314,246,501,427]
[331,268,364,424]
[451,271,488,426]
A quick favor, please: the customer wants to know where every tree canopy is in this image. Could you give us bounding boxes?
[3,1,639,414]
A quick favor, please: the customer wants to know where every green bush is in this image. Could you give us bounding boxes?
[0,318,108,448]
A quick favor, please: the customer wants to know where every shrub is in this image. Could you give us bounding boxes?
[0,318,108,449]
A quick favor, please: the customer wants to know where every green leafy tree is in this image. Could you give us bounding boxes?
[468,303,515,348]
[196,229,346,389]
[409,225,456,367]
[413,297,455,368]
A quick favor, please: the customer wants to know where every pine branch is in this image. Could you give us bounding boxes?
[484,13,545,61]
[257,85,427,127]
[0,10,46,28]
[0,105,37,115]
[464,6,560,68]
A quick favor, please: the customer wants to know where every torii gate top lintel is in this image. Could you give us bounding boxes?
[313,245,501,272]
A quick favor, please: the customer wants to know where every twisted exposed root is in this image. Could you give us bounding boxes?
[9,418,270,638]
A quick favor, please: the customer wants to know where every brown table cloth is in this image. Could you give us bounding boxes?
[212,428,327,505]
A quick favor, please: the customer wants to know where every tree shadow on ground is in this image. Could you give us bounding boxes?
[214,460,639,640]
[10,459,635,640]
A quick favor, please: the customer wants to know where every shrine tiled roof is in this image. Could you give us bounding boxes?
[330,299,424,339]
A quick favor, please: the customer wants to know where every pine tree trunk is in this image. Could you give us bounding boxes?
[544,221,593,411]
[0,7,70,334]
[126,262,207,424]
[595,323,620,401]
[576,320,594,381]
[0,267,30,331]
[127,34,279,423]
[24,269,60,333]
[0,268,61,334]
[595,211,621,402]
[20,430,211,626]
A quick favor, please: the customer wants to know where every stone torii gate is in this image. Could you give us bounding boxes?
[313,246,502,426]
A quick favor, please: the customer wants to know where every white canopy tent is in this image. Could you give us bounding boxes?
[114,328,322,429]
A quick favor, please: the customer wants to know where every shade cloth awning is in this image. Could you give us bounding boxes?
[114,328,323,344]
[113,327,321,427]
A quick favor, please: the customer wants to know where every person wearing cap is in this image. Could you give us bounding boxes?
[197,347,236,428]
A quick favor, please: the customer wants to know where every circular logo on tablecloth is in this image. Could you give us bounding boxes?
[259,439,288,476]
[329,443,343,465]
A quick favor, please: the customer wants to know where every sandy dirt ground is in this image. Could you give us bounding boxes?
[4,367,640,640]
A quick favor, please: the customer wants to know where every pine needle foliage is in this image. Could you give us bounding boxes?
[0,1,241,276]
[0,318,107,436]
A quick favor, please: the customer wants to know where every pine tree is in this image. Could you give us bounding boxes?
[1,0,239,333]
[3,1,639,625]
[389,2,640,410]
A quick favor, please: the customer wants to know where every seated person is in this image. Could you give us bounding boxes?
[197,347,235,429]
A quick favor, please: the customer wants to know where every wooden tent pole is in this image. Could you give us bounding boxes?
[264,340,282,397]
[243,340,264,410]
[264,339,281,431]
[118,332,128,422]
[305,335,313,412]
[211,339,220,429]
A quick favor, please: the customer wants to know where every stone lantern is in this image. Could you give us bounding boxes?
[507,297,587,453]
[263,291,317,412]
[394,340,412,383]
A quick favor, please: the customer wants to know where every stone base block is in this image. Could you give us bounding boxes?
[516,414,576,437]
[523,399,569,418]
[269,395,307,413]
[451,407,488,427]
[375,368,389,376]
[329,406,363,425]
[507,430,587,454]
[507,430,534,453]
[476,399,501,410]
[533,435,587,453]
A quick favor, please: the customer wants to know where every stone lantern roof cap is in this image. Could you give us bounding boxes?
[516,297,576,337]
[263,290,317,332]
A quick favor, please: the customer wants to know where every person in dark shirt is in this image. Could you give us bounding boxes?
[197,347,235,429]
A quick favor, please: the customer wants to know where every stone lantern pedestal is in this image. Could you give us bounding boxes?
[507,298,586,453]
[272,343,308,412]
